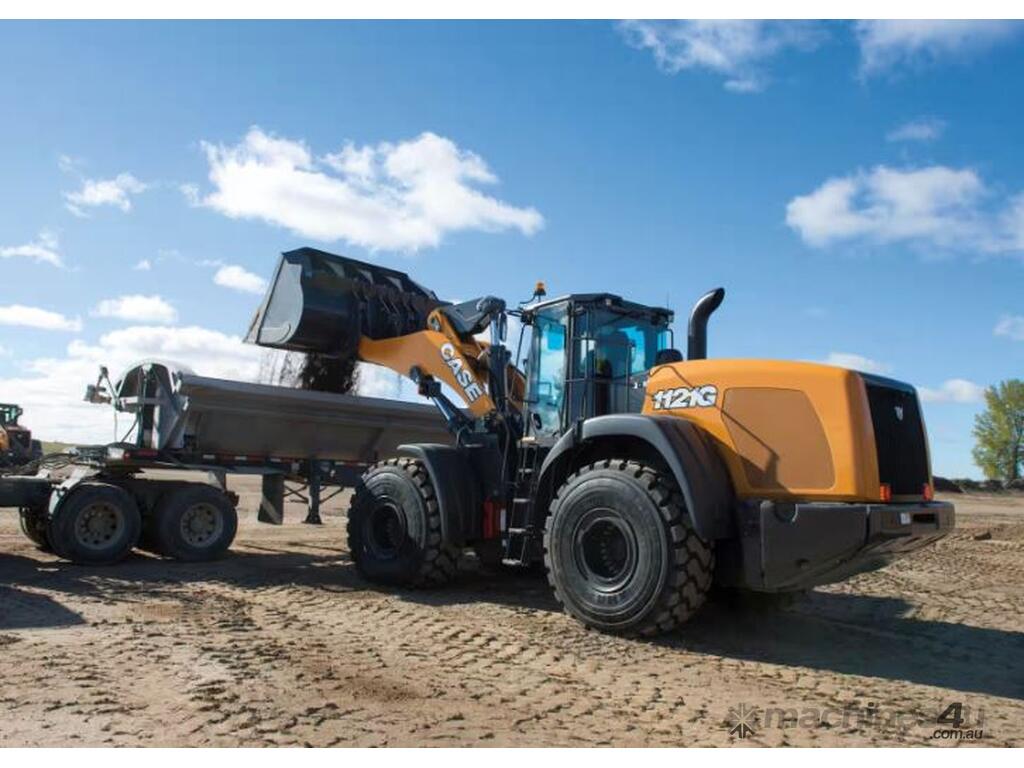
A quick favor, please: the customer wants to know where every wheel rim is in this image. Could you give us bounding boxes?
[366,501,405,560]
[75,502,124,550]
[573,509,637,591]
[180,502,224,547]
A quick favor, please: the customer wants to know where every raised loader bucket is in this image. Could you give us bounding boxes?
[245,247,443,357]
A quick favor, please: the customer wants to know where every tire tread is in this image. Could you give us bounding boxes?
[543,459,714,636]
[347,457,459,587]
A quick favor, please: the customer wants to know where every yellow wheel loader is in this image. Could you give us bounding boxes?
[0,403,42,468]
[247,247,953,636]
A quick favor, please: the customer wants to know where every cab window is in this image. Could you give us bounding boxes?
[527,307,567,437]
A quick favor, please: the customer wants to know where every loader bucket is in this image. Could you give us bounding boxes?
[245,247,443,357]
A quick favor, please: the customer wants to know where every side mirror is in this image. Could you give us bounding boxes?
[85,365,116,405]
[84,384,111,405]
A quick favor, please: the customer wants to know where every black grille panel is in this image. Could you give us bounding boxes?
[864,378,929,496]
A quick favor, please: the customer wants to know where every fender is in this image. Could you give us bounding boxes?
[398,443,481,547]
[536,414,735,540]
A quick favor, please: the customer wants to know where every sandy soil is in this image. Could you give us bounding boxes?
[1,481,1021,747]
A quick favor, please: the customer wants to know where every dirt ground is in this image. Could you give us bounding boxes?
[1,479,1022,747]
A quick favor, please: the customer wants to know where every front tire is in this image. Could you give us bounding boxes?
[347,458,459,587]
[48,482,141,565]
[544,459,713,636]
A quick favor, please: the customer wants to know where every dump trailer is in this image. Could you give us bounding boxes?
[245,247,954,636]
[1,360,452,564]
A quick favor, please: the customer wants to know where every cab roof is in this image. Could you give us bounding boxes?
[523,293,674,324]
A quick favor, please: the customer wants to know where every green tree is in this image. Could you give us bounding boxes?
[972,380,1024,482]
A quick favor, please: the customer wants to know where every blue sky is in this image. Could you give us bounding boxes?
[1,20,1023,477]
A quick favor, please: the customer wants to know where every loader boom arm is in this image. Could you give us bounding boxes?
[358,328,497,418]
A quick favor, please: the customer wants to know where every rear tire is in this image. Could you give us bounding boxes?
[544,459,714,636]
[151,484,238,561]
[347,458,459,587]
[19,506,52,552]
[48,483,141,565]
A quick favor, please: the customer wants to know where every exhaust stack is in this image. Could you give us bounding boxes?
[245,247,443,358]
[686,287,725,360]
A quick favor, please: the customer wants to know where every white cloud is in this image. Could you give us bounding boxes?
[213,264,268,295]
[0,325,262,443]
[57,154,82,174]
[356,363,417,401]
[0,304,82,332]
[855,21,1020,77]
[134,258,152,271]
[0,231,63,268]
[1001,193,1024,251]
[918,378,985,403]
[785,164,1024,254]
[194,127,543,251]
[91,295,178,324]
[64,173,147,216]
[886,117,946,143]
[619,20,824,93]
[995,315,1024,341]
[179,183,201,207]
[824,352,891,375]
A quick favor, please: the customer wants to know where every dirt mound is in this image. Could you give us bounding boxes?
[932,476,962,493]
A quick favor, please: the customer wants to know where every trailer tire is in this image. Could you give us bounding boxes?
[19,506,52,552]
[347,458,459,587]
[48,483,141,565]
[151,485,238,561]
[544,459,714,636]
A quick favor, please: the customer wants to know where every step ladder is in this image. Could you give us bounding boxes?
[502,440,544,565]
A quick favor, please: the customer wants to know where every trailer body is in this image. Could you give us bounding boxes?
[110,360,452,460]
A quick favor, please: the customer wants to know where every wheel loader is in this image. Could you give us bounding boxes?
[246,247,954,636]
[0,403,42,468]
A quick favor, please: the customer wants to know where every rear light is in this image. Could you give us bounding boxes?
[481,499,502,539]
[879,483,892,502]
[923,483,934,502]
[125,448,159,460]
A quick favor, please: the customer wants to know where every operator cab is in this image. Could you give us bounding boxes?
[521,294,674,439]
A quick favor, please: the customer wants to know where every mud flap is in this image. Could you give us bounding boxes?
[397,444,482,547]
[258,474,285,525]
